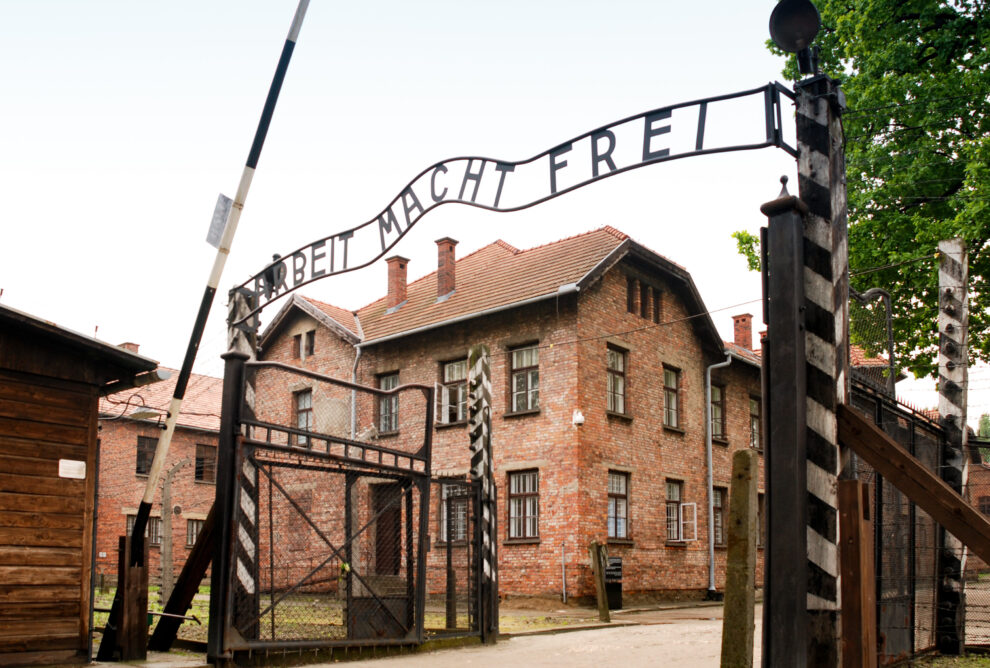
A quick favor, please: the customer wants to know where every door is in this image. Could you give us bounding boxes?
[372,483,402,575]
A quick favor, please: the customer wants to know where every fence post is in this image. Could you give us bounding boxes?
[760,178,809,667]
[721,449,758,668]
[838,480,877,668]
[936,238,969,655]
[794,72,849,667]
[468,344,498,642]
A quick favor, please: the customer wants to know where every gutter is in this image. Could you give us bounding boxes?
[705,353,732,599]
[360,283,580,348]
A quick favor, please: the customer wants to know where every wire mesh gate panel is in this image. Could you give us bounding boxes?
[850,382,942,664]
[216,362,441,653]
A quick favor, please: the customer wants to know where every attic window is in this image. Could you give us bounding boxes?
[626,276,636,313]
[293,330,316,360]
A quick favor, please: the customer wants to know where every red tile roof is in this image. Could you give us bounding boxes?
[99,367,222,432]
[300,296,361,338]
[356,227,630,342]
[850,345,889,367]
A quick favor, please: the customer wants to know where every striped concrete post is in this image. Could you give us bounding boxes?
[468,344,498,642]
[794,74,848,666]
[936,238,969,655]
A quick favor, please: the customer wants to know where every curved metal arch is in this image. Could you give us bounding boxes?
[234,82,796,324]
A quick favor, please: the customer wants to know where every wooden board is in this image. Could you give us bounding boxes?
[0,417,88,447]
[0,492,84,515]
[0,398,89,428]
[0,566,81,586]
[0,437,87,462]
[0,546,79,566]
[0,585,79,603]
[0,511,84,532]
[0,649,83,666]
[0,601,80,619]
[0,473,85,498]
[0,527,82,549]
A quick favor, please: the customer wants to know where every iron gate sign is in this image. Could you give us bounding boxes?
[236,82,795,321]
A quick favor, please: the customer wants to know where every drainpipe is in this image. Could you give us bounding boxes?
[705,353,732,599]
[350,344,362,439]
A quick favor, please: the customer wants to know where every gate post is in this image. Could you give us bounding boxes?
[795,73,849,666]
[468,344,498,643]
[936,238,969,654]
[761,179,809,667]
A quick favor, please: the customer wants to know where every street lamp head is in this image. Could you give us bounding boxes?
[769,0,821,53]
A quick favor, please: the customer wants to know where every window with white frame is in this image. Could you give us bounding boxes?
[294,389,313,445]
[713,487,727,546]
[508,470,539,539]
[186,518,205,547]
[666,480,696,542]
[711,385,726,441]
[663,367,680,428]
[510,345,540,412]
[439,484,468,543]
[440,360,468,424]
[606,346,627,414]
[378,373,399,433]
[608,471,629,539]
[750,397,762,449]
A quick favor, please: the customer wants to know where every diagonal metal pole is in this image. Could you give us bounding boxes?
[99,2,310,659]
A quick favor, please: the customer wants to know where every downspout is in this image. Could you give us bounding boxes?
[705,352,732,599]
[350,343,362,439]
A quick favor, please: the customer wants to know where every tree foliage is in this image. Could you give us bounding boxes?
[756,0,990,379]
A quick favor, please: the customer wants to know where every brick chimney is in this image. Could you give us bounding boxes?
[436,237,458,299]
[732,313,753,350]
[119,342,140,353]
[386,256,409,309]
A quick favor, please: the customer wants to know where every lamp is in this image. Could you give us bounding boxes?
[572,409,585,426]
[129,405,160,421]
[769,0,822,74]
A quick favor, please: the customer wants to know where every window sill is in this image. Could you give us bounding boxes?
[436,421,467,430]
[665,540,689,548]
[377,430,400,438]
[713,437,729,447]
[194,479,216,486]
[606,411,633,422]
[715,544,727,551]
[504,538,540,545]
[663,425,685,435]
[607,538,634,546]
[135,473,149,479]
[503,409,540,419]
[436,540,469,548]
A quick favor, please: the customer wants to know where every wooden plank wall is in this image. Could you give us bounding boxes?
[0,368,97,665]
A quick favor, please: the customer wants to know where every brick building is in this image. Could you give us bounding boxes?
[95,355,221,589]
[256,226,765,601]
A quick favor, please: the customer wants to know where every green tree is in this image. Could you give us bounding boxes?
[746,0,990,379]
[980,413,990,439]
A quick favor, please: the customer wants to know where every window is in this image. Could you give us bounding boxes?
[640,283,650,319]
[626,276,637,313]
[440,360,467,424]
[186,519,205,547]
[294,389,313,444]
[292,334,301,359]
[439,484,468,543]
[608,472,629,539]
[305,330,315,356]
[749,397,762,449]
[126,514,161,546]
[713,487,727,546]
[378,373,399,433]
[292,330,316,360]
[195,444,216,483]
[666,480,696,542]
[979,496,990,516]
[711,385,726,441]
[508,470,539,539]
[652,290,662,324]
[606,346,627,414]
[136,436,156,476]
[663,367,680,429]
[510,345,540,412]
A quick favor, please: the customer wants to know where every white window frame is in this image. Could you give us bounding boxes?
[510,345,540,413]
[378,373,399,433]
[439,484,469,543]
[437,360,468,424]
[508,470,540,539]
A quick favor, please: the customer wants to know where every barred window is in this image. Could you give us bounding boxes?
[508,470,539,539]
[186,519,205,547]
[136,436,155,476]
[195,444,216,483]
[439,484,468,543]
[713,487,727,546]
[666,480,682,540]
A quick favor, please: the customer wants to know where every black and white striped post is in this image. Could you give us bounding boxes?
[936,238,969,655]
[794,73,849,667]
[468,344,498,643]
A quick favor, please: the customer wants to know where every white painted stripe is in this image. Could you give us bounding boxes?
[807,526,838,577]
[287,0,310,42]
[807,592,839,611]
[239,523,256,561]
[242,459,256,486]
[240,487,256,520]
[806,398,836,444]
[237,557,256,594]
[803,216,831,252]
[805,331,835,377]
[807,461,838,503]
[797,101,829,126]
[804,267,832,311]
[805,149,831,182]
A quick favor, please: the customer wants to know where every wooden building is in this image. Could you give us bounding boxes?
[0,304,160,666]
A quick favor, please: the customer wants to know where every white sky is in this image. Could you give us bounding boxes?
[2,0,986,427]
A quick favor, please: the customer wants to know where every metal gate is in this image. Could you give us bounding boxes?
[210,358,480,657]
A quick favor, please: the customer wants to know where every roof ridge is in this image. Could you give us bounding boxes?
[510,226,627,256]
[494,239,520,254]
